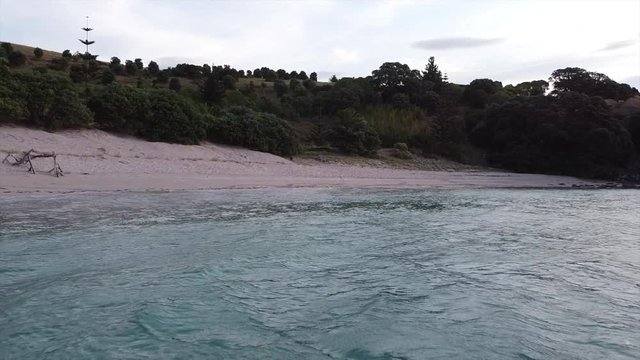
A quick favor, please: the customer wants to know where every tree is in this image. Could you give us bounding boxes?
[299,71,308,80]
[33,47,44,59]
[124,60,137,76]
[273,79,288,97]
[1,42,13,55]
[330,108,380,155]
[310,72,318,81]
[147,60,160,75]
[156,70,169,84]
[134,58,144,70]
[169,78,181,92]
[550,67,638,100]
[62,49,72,58]
[370,62,420,100]
[513,80,549,96]
[222,74,236,90]
[201,74,225,104]
[330,74,338,83]
[423,56,442,90]
[101,69,116,84]
[8,51,26,67]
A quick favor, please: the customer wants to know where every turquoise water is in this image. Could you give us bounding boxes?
[1,189,639,359]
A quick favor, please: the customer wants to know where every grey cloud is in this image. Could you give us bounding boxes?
[412,37,504,50]
[598,39,638,52]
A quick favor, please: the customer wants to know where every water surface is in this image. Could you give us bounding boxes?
[1,189,639,359]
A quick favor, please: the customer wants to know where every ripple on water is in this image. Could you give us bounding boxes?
[1,189,640,359]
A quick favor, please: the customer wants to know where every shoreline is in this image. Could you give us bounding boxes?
[0,126,613,194]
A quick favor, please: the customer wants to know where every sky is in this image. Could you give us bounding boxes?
[1,0,639,87]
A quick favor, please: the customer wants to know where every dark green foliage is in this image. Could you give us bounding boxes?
[201,74,225,104]
[143,89,207,144]
[62,49,72,58]
[423,56,443,91]
[124,60,137,76]
[170,63,204,79]
[1,42,13,55]
[8,51,27,67]
[33,47,44,59]
[310,72,318,81]
[88,83,149,134]
[147,61,160,75]
[550,67,638,100]
[156,70,169,84]
[626,113,640,152]
[329,108,380,155]
[330,75,338,83]
[468,93,633,178]
[370,62,421,100]
[69,64,86,83]
[0,70,92,129]
[208,106,299,156]
[101,69,116,84]
[134,58,144,70]
[222,74,236,90]
[48,57,69,71]
[169,78,181,92]
[273,80,288,97]
[276,69,289,80]
[263,69,277,82]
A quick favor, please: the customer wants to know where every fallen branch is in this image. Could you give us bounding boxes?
[3,149,64,177]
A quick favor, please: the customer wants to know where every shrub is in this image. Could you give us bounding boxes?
[169,78,181,92]
[143,89,207,144]
[101,69,116,84]
[33,47,44,59]
[330,108,380,156]
[208,106,299,156]
[0,70,92,129]
[8,51,26,67]
[392,142,413,159]
[48,57,69,71]
[62,49,72,58]
[1,42,13,55]
[88,83,149,134]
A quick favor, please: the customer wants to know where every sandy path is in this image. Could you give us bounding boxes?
[0,126,605,193]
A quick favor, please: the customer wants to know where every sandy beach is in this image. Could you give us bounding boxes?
[0,126,606,193]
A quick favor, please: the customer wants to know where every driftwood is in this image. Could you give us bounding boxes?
[2,149,63,177]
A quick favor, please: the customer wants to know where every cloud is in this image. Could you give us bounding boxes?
[598,39,638,52]
[331,48,360,64]
[412,37,504,50]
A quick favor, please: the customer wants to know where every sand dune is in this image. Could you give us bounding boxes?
[0,126,605,193]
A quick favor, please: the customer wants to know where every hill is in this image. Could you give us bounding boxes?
[1,40,639,181]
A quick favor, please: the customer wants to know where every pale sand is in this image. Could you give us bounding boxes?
[0,126,605,194]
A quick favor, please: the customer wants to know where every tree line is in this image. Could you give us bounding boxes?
[1,41,639,180]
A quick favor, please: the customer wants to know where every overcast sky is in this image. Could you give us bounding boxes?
[1,0,639,86]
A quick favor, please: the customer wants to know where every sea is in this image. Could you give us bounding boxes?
[1,188,639,359]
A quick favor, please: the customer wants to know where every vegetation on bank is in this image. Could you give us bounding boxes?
[1,42,639,179]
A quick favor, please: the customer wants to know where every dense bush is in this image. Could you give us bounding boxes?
[208,106,299,156]
[468,93,633,178]
[8,51,26,67]
[0,69,92,129]
[143,89,207,144]
[33,47,44,59]
[329,108,380,156]
[88,83,150,134]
